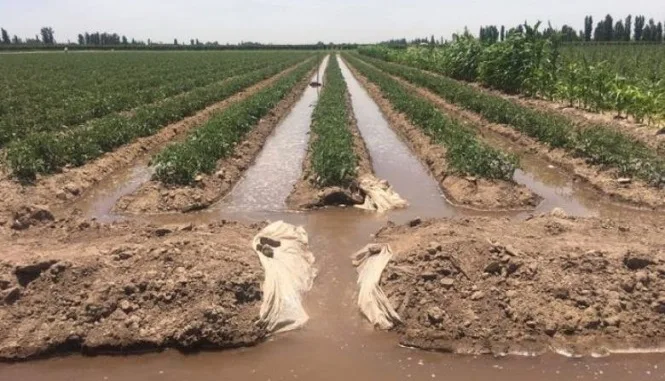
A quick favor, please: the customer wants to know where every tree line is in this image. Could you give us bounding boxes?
[479,14,663,44]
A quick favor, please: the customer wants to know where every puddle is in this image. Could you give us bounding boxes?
[10,55,665,381]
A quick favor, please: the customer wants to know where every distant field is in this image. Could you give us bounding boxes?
[0,51,310,147]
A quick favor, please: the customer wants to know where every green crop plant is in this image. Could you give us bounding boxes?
[344,54,517,181]
[309,57,357,187]
[152,58,319,185]
[351,53,665,188]
[5,54,312,181]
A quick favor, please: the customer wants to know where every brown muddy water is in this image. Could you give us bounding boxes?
[5,54,664,381]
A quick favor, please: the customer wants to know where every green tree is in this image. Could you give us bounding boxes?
[634,15,645,41]
[584,15,593,41]
[77,34,84,45]
[1,28,10,44]
[39,27,55,44]
[624,15,632,41]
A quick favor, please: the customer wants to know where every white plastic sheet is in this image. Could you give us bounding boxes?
[351,243,401,329]
[355,175,408,213]
[253,221,317,333]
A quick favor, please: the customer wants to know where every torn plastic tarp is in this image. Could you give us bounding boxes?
[253,221,317,333]
[351,243,401,329]
[355,175,408,213]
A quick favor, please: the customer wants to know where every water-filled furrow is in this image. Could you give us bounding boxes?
[215,56,329,217]
[337,56,455,219]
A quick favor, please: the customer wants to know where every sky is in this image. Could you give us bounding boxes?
[0,0,663,44]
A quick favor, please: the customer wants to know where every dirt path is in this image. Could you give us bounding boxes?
[115,64,319,214]
[342,58,540,212]
[372,212,665,356]
[0,63,306,225]
[0,218,266,361]
[386,70,665,211]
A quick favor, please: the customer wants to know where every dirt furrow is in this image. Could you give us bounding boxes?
[342,58,540,212]
[114,64,319,214]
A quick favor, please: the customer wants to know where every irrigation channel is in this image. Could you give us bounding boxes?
[2,55,663,380]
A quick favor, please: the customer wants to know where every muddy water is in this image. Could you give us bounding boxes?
[4,56,665,381]
[216,56,329,216]
[479,129,663,224]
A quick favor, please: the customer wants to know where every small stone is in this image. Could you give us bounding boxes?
[440,278,454,289]
[421,272,437,281]
[617,177,632,185]
[2,287,21,305]
[604,315,621,327]
[194,175,204,182]
[621,279,636,293]
[154,227,173,237]
[525,320,537,329]
[261,246,274,258]
[470,291,485,301]
[215,170,225,179]
[14,260,57,287]
[119,300,133,313]
[505,290,517,299]
[635,270,650,285]
[544,322,558,336]
[367,245,383,255]
[504,245,520,256]
[552,287,570,300]
[259,237,281,248]
[426,242,441,255]
[408,218,422,227]
[427,306,444,324]
[550,207,567,218]
[623,252,654,270]
[484,261,502,275]
[64,182,81,195]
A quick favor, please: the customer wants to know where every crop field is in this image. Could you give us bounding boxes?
[359,41,665,125]
[2,51,313,179]
[1,45,664,377]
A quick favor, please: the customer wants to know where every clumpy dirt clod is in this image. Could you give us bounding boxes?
[0,218,267,361]
[374,214,665,356]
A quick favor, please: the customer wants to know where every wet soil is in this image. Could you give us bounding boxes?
[374,213,665,356]
[287,79,374,210]
[0,63,305,224]
[342,58,541,212]
[114,62,320,214]
[0,218,266,361]
[389,70,665,213]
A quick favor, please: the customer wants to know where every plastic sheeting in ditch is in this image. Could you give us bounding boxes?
[351,243,401,329]
[253,221,317,333]
[355,175,408,213]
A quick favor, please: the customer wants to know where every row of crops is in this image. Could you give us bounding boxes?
[0,51,312,146]
[358,35,665,125]
[153,58,320,185]
[308,56,357,187]
[5,53,314,180]
[343,54,517,181]
[350,53,665,188]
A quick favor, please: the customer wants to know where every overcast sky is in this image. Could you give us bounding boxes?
[1,0,663,44]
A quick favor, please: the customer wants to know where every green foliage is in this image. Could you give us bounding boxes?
[152,59,319,185]
[344,54,517,181]
[310,57,357,186]
[5,54,311,181]
[0,51,311,147]
[352,53,665,187]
